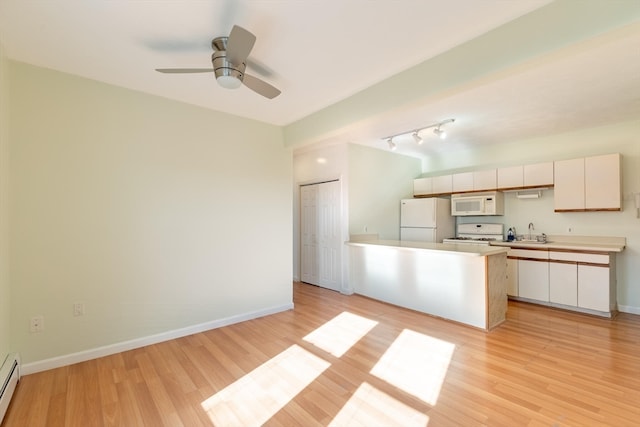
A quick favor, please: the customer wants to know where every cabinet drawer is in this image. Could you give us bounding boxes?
[549,251,609,265]
[508,249,549,260]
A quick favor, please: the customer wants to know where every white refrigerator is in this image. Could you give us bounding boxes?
[400,198,455,242]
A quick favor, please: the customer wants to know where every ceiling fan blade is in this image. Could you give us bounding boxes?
[226,25,256,66]
[243,74,281,99]
[155,68,214,74]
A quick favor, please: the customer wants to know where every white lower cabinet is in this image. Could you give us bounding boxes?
[509,249,549,301]
[549,261,577,306]
[578,264,611,312]
[506,256,518,296]
[518,259,549,301]
[507,247,616,316]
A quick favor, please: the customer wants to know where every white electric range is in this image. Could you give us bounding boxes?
[442,223,504,246]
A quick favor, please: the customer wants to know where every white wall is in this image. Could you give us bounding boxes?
[0,39,10,358]
[9,61,293,366]
[431,120,640,313]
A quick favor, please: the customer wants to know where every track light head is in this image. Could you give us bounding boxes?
[412,131,423,145]
[434,127,447,139]
[387,138,397,151]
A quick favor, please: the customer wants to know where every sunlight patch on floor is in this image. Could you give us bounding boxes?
[201,344,330,426]
[370,329,454,406]
[329,382,429,426]
[303,311,379,357]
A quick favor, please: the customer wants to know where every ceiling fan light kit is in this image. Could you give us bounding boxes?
[155,25,281,99]
[383,118,455,149]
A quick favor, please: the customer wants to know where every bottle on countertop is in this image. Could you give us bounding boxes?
[507,227,515,241]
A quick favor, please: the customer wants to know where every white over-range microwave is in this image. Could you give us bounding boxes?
[451,192,504,216]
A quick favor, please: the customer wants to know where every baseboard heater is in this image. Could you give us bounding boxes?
[0,353,20,424]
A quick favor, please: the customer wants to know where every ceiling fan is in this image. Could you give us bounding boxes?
[155,25,281,99]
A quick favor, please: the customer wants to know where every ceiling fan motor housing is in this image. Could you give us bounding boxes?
[211,36,245,88]
[212,52,245,78]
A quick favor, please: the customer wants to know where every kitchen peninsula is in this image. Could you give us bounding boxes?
[346,240,509,331]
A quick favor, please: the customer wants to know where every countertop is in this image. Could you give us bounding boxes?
[346,239,509,257]
[490,234,625,253]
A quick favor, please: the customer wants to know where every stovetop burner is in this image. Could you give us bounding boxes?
[446,236,502,241]
[443,224,505,245]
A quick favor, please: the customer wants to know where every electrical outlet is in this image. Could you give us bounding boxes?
[30,315,44,333]
[73,302,85,316]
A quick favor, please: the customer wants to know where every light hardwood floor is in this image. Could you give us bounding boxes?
[3,282,640,426]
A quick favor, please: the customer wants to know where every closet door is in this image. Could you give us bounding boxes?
[300,184,319,285]
[300,180,342,291]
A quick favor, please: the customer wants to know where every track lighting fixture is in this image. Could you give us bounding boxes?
[382,118,455,150]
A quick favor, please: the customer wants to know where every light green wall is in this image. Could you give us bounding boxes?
[348,144,420,240]
[291,143,419,289]
[292,144,349,286]
[9,61,292,364]
[0,39,10,357]
[432,120,640,312]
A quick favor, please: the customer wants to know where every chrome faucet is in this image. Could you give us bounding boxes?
[528,222,534,240]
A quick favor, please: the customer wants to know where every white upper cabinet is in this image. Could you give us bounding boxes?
[452,170,496,193]
[452,172,474,193]
[498,162,553,190]
[554,157,585,211]
[413,177,432,196]
[524,162,554,187]
[554,153,621,212]
[413,155,618,206]
[413,174,452,196]
[585,153,621,210]
[473,169,497,191]
[497,165,523,189]
[432,174,452,194]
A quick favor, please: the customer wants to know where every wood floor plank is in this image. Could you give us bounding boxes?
[3,282,640,426]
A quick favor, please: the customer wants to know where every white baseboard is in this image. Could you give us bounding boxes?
[21,302,294,376]
[618,304,640,315]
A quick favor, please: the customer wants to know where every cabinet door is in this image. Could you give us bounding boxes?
[432,174,452,194]
[585,153,621,210]
[549,261,577,306]
[524,162,554,187]
[518,259,549,301]
[506,257,518,296]
[578,264,610,312]
[554,158,585,211]
[414,177,433,196]
[497,166,523,190]
[452,172,473,192]
[473,169,497,191]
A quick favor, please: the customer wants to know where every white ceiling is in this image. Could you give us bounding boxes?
[1,1,639,159]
